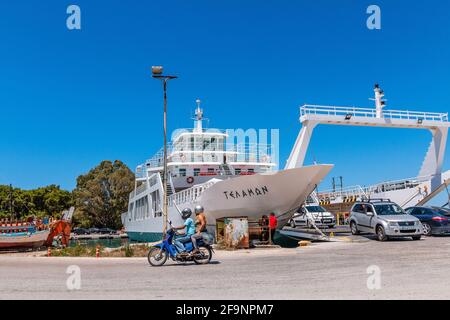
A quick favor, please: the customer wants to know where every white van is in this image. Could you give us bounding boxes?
[289,205,336,229]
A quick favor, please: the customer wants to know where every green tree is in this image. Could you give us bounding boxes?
[73,160,134,229]
[0,185,73,219]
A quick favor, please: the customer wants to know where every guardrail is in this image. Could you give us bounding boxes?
[301,105,448,122]
[318,175,432,201]
[142,143,275,169]
[169,180,217,207]
[319,185,368,200]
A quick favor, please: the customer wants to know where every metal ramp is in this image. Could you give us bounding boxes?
[416,177,450,206]
[280,227,331,241]
[280,226,352,242]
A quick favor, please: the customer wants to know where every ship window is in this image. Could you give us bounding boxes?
[208,168,215,174]
[235,168,241,175]
[179,168,186,177]
[248,168,254,173]
[194,168,200,176]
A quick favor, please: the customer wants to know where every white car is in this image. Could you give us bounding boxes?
[289,205,336,229]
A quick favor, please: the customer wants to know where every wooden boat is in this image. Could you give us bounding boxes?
[0,223,50,249]
[0,208,75,249]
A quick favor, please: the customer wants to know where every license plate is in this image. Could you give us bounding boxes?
[400,227,416,230]
[323,219,332,223]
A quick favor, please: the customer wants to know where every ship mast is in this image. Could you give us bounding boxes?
[194,99,204,133]
[373,84,386,118]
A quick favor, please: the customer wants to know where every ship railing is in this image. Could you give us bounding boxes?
[143,143,275,169]
[168,180,217,207]
[301,105,449,122]
[129,182,148,199]
[171,128,228,141]
[129,173,161,199]
[365,175,431,194]
[318,185,368,201]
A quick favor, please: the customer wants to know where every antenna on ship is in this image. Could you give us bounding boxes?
[371,84,387,118]
[194,99,204,132]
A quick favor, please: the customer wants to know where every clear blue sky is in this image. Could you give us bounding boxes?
[0,0,449,191]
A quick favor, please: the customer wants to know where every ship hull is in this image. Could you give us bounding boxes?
[0,230,50,249]
[124,165,333,242]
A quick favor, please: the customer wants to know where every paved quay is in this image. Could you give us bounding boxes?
[1,237,450,300]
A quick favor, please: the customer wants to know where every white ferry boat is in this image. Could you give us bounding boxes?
[122,101,333,242]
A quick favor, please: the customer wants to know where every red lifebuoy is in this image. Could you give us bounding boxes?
[187,176,194,184]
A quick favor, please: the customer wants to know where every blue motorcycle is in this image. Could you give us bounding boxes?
[147,222,213,267]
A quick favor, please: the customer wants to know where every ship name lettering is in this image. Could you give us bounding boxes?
[223,186,269,200]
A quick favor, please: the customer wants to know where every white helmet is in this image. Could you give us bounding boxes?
[194,205,204,215]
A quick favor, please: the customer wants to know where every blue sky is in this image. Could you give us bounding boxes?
[0,0,449,191]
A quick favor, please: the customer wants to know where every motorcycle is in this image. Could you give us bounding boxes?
[147,221,214,267]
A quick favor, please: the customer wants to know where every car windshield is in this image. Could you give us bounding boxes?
[374,204,406,216]
[306,206,326,213]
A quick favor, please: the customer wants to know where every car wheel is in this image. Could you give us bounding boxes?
[376,225,388,242]
[350,221,360,235]
[422,223,432,236]
[290,220,296,229]
[412,235,422,241]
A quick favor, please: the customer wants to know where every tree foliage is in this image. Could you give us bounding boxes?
[73,160,135,229]
[0,185,73,219]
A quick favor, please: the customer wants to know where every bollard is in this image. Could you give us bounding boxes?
[96,246,100,258]
[47,247,51,257]
[330,232,335,238]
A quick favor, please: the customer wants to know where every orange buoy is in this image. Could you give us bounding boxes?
[96,246,100,258]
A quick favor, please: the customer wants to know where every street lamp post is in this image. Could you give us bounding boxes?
[151,66,178,238]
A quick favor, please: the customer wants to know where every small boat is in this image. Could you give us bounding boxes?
[0,223,50,249]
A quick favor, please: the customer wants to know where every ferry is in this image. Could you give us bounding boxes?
[122,100,333,242]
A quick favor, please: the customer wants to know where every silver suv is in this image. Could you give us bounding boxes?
[349,200,422,241]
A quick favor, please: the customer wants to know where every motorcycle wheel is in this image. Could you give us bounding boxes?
[148,247,168,267]
[193,246,212,265]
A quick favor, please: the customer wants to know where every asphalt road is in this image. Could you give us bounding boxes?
[2,236,450,300]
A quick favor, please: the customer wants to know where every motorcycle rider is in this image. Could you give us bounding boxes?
[191,205,207,254]
[173,208,196,257]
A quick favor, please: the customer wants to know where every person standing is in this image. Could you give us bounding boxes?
[259,215,269,242]
[269,213,278,244]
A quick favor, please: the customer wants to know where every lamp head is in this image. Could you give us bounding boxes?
[152,66,164,76]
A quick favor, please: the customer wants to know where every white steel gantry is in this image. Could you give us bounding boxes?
[286,85,449,192]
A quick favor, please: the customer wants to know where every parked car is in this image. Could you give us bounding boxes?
[88,227,100,234]
[349,199,422,241]
[289,205,336,229]
[99,228,117,235]
[73,228,90,235]
[405,206,450,236]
